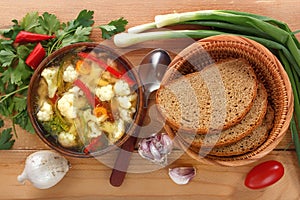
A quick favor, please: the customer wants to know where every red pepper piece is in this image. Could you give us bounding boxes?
[25,43,46,69]
[78,52,136,86]
[83,135,106,154]
[73,79,101,107]
[49,93,59,105]
[14,31,55,44]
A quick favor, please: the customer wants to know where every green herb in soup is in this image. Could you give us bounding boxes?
[35,48,137,153]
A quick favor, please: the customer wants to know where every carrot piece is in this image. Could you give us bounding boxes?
[75,60,91,75]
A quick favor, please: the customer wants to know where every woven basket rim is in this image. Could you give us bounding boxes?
[160,35,293,166]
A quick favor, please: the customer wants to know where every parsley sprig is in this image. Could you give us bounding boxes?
[0,118,15,150]
[0,10,128,149]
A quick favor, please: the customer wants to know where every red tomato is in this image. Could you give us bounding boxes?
[244,160,284,189]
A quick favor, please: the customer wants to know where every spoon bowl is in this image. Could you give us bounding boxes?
[138,49,171,104]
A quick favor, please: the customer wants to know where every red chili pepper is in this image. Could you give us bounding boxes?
[49,93,59,105]
[83,135,105,154]
[25,43,46,69]
[73,79,101,107]
[78,52,135,86]
[14,31,55,44]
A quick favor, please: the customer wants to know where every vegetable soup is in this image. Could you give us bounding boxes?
[34,46,138,154]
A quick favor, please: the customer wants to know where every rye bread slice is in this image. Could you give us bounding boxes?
[181,82,268,147]
[156,58,258,134]
[207,105,274,157]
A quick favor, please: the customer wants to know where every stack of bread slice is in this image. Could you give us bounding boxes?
[156,58,275,158]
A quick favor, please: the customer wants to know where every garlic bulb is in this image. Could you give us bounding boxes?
[138,132,173,165]
[168,167,196,185]
[17,150,70,189]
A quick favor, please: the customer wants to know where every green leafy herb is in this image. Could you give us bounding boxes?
[98,17,128,39]
[0,118,4,128]
[21,12,40,32]
[36,12,61,35]
[0,128,15,150]
[59,26,93,48]
[0,49,17,67]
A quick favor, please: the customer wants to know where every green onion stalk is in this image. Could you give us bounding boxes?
[115,10,300,164]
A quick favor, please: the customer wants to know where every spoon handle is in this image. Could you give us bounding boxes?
[109,134,138,186]
[109,109,146,187]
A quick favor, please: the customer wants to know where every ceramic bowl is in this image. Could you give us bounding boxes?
[27,42,144,158]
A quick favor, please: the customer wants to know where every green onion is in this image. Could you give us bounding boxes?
[114,30,224,47]
[117,10,300,165]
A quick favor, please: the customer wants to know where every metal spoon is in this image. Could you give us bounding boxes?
[109,49,171,187]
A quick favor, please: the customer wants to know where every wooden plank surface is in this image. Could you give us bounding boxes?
[0,0,300,199]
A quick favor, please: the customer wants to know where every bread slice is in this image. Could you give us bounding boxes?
[207,105,274,157]
[156,58,258,134]
[181,82,268,147]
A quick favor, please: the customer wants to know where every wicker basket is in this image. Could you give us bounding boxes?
[161,35,294,166]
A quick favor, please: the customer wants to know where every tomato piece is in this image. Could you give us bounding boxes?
[244,160,284,189]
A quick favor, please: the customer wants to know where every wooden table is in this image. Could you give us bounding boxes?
[1,0,300,199]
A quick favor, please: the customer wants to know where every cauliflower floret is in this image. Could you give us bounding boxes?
[41,67,59,98]
[113,80,130,96]
[58,131,78,148]
[116,93,137,109]
[102,119,125,143]
[57,92,77,119]
[119,107,135,122]
[95,84,114,101]
[116,96,132,109]
[83,109,98,122]
[37,101,53,121]
[63,65,78,83]
[112,119,125,142]
[87,121,103,138]
[68,86,82,95]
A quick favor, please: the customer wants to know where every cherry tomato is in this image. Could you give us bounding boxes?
[244,160,284,189]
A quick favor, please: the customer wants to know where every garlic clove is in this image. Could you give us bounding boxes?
[168,167,196,185]
[138,133,173,165]
[149,142,162,161]
[159,133,173,154]
[17,150,70,189]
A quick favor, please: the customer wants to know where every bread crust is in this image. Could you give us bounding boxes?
[156,58,258,134]
[180,82,268,148]
[206,105,274,157]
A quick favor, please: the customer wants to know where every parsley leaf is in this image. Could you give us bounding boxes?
[60,26,92,47]
[10,59,33,86]
[0,39,15,52]
[13,97,27,112]
[36,12,60,35]
[0,49,17,67]
[98,17,128,39]
[75,10,94,27]
[16,44,34,60]
[13,110,34,133]
[63,10,94,32]
[20,12,40,32]
[1,67,13,84]
[0,118,3,128]
[2,19,22,40]
[0,128,15,150]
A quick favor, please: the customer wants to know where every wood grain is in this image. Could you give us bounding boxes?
[0,0,300,199]
[1,150,300,200]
